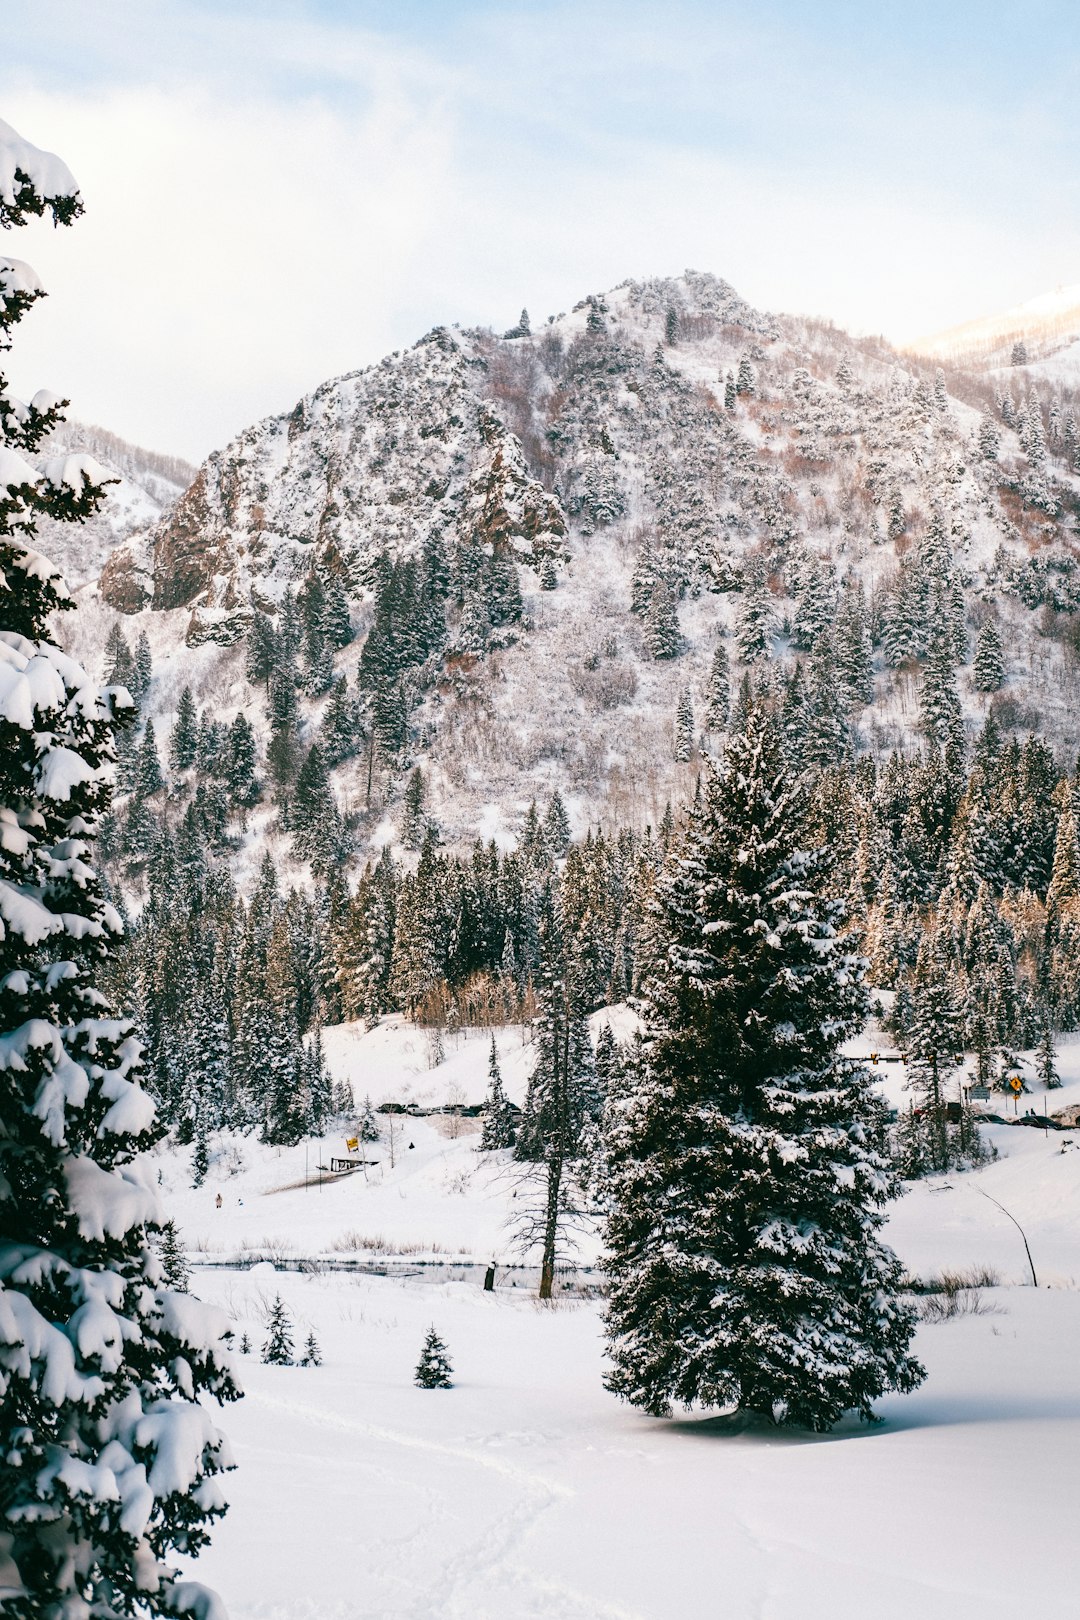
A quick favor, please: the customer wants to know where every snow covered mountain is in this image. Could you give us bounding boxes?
[72,268,1080,856]
[33,420,195,591]
[913,282,1080,373]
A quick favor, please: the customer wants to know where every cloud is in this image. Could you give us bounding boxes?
[4,2,1080,460]
[4,69,461,460]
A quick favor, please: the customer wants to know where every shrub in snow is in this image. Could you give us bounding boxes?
[300,1331,322,1367]
[262,1296,295,1365]
[414,1328,453,1388]
[603,705,924,1431]
[0,115,238,1618]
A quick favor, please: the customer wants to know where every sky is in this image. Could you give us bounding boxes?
[4,0,1080,462]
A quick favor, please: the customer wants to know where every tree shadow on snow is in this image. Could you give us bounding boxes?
[661,1383,1080,1446]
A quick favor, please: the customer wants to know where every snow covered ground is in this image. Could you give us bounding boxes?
[160,1018,1080,1618]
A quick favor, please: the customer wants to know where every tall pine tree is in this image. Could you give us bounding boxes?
[603,706,922,1429]
[0,116,238,1617]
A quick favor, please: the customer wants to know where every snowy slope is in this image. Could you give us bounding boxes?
[153,1016,1080,1620]
[31,420,194,588]
[161,1013,1080,1286]
[913,282,1080,368]
[187,1271,1080,1620]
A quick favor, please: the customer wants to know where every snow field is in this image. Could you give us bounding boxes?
[187,1269,1080,1620]
[155,1014,1080,1616]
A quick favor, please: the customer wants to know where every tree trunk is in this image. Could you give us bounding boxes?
[539,1006,571,1301]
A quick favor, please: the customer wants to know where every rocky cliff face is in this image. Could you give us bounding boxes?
[33,422,193,596]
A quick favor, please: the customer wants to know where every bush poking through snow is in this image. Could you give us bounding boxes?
[300,1330,322,1367]
[917,1267,1003,1323]
[415,1327,453,1388]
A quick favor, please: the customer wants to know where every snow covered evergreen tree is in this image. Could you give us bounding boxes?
[905,928,965,1172]
[414,1327,453,1388]
[704,641,730,732]
[973,620,1005,693]
[400,766,427,850]
[357,1093,380,1142]
[603,705,923,1429]
[734,561,773,664]
[170,685,198,772]
[157,1219,191,1292]
[0,114,237,1619]
[480,1035,516,1149]
[642,580,681,660]
[262,1295,295,1365]
[674,687,695,762]
[300,1330,322,1367]
[1035,1023,1061,1090]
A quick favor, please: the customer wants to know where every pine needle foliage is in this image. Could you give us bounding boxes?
[603,706,924,1430]
[414,1327,453,1388]
[262,1295,295,1365]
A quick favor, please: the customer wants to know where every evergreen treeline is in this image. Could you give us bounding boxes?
[104,678,1080,1169]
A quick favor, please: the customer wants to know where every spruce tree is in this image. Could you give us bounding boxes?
[192,1125,210,1187]
[226,709,259,807]
[1035,1023,1061,1089]
[358,1093,380,1142]
[105,620,136,691]
[905,930,965,1172]
[135,715,166,797]
[414,1327,453,1388]
[133,628,153,704]
[245,610,277,688]
[262,1295,295,1364]
[539,555,558,590]
[704,641,730,732]
[603,706,923,1429]
[480,1035,517,1149]
[674,687,695,762]
[321,568,354,647]
[735,562,773,664]
[919,635,964,753]
[157,1219,191,1291]
[320,672,363,766]
[401,766,427,850]
[543,790,572,856]
[0,115,237,1617]
[170,684,199,771]
[973,620,1005,693]
[642,580,681,660]
[300,1330,322,1367]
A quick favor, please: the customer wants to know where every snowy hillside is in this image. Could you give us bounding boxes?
[914,282,1080,370]
[69,269,1080,861]
[32,419,194,588]
[162,1011,1080,1285]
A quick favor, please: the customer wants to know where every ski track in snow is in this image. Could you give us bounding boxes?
[246,1386,652,1620]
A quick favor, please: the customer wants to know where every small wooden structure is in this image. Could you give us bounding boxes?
[328,1155,373,1173]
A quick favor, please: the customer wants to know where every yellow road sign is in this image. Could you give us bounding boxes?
[345,1135,359,1152]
